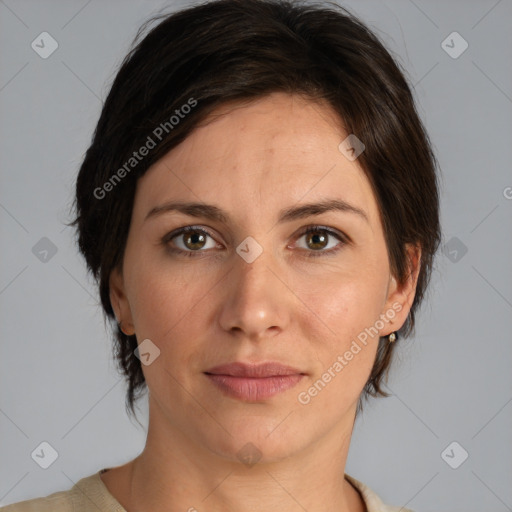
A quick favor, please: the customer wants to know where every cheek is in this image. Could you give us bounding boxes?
[297,260,389,338]
[292,264,389,392]
[125,259,220,356]
[294,311,380,412]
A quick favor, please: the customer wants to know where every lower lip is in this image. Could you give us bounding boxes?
[205,374,304,401]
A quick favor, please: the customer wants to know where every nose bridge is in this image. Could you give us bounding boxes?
[218,239,289,338]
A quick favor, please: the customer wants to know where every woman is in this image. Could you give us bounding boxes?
[2,0,440,510]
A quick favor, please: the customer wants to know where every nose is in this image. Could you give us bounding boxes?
[217,245,292,341]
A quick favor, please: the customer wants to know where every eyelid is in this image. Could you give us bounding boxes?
[293,224,350,245]
[162,225,220,245]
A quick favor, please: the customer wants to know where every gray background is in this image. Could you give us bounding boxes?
[1,1,511,510]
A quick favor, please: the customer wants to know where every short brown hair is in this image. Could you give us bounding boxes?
[72,0,441,420]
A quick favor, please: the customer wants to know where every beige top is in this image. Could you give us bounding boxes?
[1,469,414,512]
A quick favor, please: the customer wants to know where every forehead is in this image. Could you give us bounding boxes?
[133,93,380,227]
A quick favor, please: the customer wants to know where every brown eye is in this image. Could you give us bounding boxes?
[164,226,218,254]
[305,231,329,250]
[294,226,347,257]
[183,231,207,250]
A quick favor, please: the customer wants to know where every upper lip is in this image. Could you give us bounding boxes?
[205,362,305,378]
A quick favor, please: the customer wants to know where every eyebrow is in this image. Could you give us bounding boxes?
[145,198,368,224]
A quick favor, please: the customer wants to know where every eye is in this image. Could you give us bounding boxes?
[293,226,347,257]
[163,226,219,255]
[162,224,348,258]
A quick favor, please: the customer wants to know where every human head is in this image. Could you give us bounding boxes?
[72,0,441,422]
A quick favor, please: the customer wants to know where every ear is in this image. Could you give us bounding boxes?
[380,243,421,336]
[109,267,135,336]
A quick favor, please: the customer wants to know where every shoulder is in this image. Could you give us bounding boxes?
[345,473,415,512]
[0,471,126,512]
[0,489,73,512]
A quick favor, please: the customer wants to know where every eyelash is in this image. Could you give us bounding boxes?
[162,225,348,258]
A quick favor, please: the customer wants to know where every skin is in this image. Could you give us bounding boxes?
[105,92,420,512]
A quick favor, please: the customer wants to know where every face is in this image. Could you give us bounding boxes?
[110,92,418,463]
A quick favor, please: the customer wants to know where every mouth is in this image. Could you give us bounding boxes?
[204,362,306,401]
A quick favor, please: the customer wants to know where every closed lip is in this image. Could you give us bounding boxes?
[204,362,305,378]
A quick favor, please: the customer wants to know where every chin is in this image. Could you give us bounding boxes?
[200,414,309,466]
